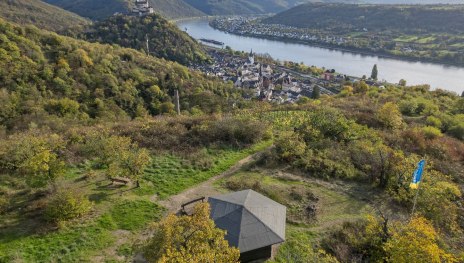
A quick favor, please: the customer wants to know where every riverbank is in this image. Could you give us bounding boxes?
[176,18,464,93]
[209,22,464,68]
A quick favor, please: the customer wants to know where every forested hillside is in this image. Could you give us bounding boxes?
[0,18,239,128]
[84,14,209,65]
[43,0,204,20]
[183,0,317,15]
[0,0,89,32]
[264,3,464,33]
[261,3,464,65]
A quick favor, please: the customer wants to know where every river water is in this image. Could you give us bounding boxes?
[177,18,464,94]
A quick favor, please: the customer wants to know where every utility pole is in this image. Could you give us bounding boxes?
[145,34,150,56]
[175,89,180,115]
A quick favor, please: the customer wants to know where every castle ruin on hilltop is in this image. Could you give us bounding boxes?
[132,0,154,16]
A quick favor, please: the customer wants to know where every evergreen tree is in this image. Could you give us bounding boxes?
[312,86,321,99]
[371,64,378,80]
[461,91,464,97]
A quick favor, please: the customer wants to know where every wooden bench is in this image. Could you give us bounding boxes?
[181,197,206,215]
[109,177,131,185]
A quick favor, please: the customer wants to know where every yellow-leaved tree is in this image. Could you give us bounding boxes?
[376,102,403,130]
[143,202,240,263]
[384,217,456,263]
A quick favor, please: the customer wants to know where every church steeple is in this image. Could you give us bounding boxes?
[247,49,255,65]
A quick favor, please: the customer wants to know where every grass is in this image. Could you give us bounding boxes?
[218,170,372,233]
[0,218,114,262]
[0,199,164,262]
[138,140,272,199]
[104,199,164,231]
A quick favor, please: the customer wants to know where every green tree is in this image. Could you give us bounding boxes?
[312,86,321,99]
[371,64,378,80]
[399,79,407,86]
[143,203,240,263]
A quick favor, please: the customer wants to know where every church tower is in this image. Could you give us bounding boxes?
[247,49,254,65]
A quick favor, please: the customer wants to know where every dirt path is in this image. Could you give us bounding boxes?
[158,149,266,214]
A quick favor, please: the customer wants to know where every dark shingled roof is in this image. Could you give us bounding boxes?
[208,190,286,253]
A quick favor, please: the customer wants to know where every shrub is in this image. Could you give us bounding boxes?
[399,100,418,116]
[421,126,443,140]
[275,131,306,162]
[448,123,464,141]
[45,189,93,224]
[0,196,8,214]
[425,116,442,129]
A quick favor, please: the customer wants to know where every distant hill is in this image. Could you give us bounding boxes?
[0,0,89,32]
[263,3,464,33]
[85,14,209,65]
[182,0,318,15]
[43,0,204,20]
[362,0,463,3]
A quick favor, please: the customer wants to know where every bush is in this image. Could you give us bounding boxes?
[197,118,269,147]
[45,189,93,224]
[421,126,443,140]
[275,131,306,162]
[448,123,464,141]
[0,196,8,214]
[399,100,418,116]
[425,116,442,129]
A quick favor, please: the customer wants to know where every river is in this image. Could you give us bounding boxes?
[176,18,464,94]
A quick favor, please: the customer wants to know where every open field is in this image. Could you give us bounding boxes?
[0,141,271,262]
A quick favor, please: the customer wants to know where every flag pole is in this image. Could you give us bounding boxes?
[410,157,426,220]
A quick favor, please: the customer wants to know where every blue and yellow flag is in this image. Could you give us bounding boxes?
[410,160,426,189]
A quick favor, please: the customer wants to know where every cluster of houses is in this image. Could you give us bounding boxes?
[192,48,336,103]
[131,0,154,16]
[211,17,349,46]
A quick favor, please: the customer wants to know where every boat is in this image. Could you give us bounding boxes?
[199,38,224,46]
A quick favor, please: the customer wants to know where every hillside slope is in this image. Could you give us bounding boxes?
[263,3,464,33]
[0,0,89,32]
[43,0,203,20]
[183,0,305,15]
[85,14,209,65]
[0,17,237,125]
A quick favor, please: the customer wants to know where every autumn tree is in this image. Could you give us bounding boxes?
[87,135,151,182]
[354,81,369,94]
[275,131,306,162]
[143,203,240,263]
[376,102,403,130]
[45,187,93,225]
[384,217,456,263]
[0,131,65,187]
[107,147,150,183]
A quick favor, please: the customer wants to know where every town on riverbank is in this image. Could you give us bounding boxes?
[190,45,386,103]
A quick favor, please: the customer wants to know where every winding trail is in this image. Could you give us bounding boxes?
[158,149,268,214]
